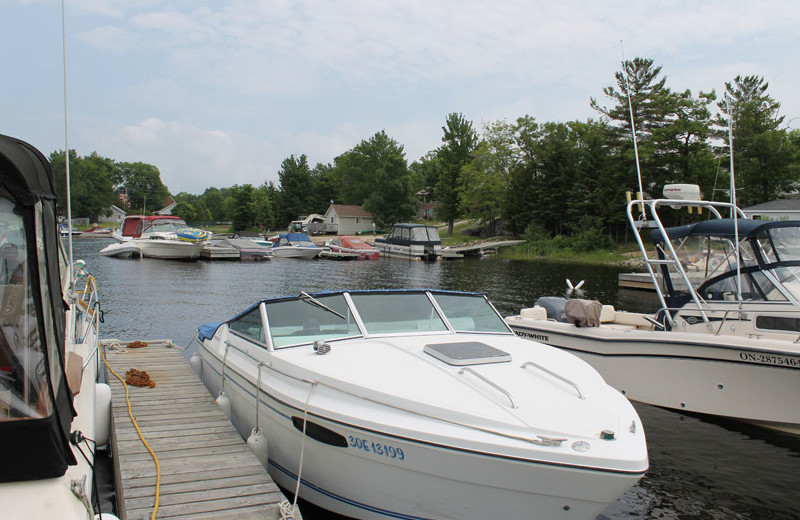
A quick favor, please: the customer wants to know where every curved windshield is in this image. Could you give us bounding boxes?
[0,196,52,420]
[267,294,360,348]
[433,293,510,333]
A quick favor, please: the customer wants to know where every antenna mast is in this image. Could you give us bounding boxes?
[61,0,74,291]
[620,40,645,216]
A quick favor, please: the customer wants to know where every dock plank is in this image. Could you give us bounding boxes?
[103,340,286,520]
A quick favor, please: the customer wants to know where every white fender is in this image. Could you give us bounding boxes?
[95,514,121,520]
[94,383,112,446]
[216,389,231,418]
[190,353,202,376]
[247,427,269,466]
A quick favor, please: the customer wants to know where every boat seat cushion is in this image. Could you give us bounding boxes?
[520,307,548,320]
[599,305,616,323]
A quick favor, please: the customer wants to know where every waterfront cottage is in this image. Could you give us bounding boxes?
[323,204,375,235]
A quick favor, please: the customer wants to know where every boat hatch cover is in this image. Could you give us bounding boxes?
[424,342,511,366]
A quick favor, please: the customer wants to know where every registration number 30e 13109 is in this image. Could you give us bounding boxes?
[348,435,405,461]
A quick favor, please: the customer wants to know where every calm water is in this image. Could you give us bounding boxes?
[74,237,800,520]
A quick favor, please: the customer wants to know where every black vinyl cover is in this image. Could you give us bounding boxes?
[0,134,76,482]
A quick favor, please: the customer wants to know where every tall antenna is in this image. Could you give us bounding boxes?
[61,0,74,291]
[727,98,743,303]
[620,40,645,216]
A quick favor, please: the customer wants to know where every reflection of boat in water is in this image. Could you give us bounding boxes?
[323,236,379,260]
[195,288,648,520]
[101,215,209,260]
[507,191,800,434]
[1,135,109,518]
[271,232,321,259]
[374,223,441,261]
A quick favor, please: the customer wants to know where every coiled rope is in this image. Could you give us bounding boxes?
[99,339,162,520]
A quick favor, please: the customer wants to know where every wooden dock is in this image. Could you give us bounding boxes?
[443,239,524,257]
[618,272,659,291]
[102,339,286,520]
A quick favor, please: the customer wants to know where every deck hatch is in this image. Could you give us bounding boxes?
[424,342,511,366]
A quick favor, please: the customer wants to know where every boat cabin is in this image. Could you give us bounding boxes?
[119,215,189,238]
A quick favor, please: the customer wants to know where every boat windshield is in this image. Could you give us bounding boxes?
[267,293,361,347]
[147,219,187,234]
[433,293,510,333]
[261,291,511,349]
[0,196,54,420]
[350,293,449,334]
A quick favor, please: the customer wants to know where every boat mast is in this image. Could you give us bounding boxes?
[61,0,74,292]
[620,40,645,217]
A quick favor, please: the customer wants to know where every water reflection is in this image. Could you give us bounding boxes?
[74,238,800,520]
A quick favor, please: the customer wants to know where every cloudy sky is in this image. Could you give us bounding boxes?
[3,0,799,194]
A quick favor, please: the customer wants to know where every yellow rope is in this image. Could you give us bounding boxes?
[100,340,161,519]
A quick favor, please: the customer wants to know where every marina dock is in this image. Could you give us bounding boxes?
[618,272,659,291]
[102,339,286,520]
[443,239,524,257]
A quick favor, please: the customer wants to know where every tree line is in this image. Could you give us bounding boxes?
[52,58,800,241]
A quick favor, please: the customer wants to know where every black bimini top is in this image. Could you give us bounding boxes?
[652,218,800,243]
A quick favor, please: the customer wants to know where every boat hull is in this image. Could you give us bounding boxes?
[507,316,800,434]
[98,241,141,258]
[198,345,645,520]
[271,246,320,259]
[375,242,441,261]
[135,238,205,260]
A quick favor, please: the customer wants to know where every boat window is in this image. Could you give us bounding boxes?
[350,293,448,334]
[400,227,410,241]
[229,306,266,344]
[755,315,800,332]
[267,294,360,348]
[769,226,800,261]
[433,293,511,333]
[0,196,54,421]
[770,266,800,300]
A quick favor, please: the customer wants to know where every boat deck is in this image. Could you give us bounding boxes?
[102,339,286,520]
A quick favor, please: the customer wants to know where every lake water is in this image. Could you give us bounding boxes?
[75,237,800,520]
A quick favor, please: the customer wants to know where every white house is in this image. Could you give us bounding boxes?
[99,204,127,224]
[323,204,375,235]
[743,197,800,220]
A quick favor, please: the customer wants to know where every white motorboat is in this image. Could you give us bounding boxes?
[195,289,648,520]
[1,135,110,518]
[375,223,441,260]
[507,193,800,433]
[109,215,209,260]
[271,232,321,259]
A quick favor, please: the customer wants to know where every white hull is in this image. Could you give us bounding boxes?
[198,346,644,520]
[135,238,205,260]
[507,316,800,434]
[271,246,320,258]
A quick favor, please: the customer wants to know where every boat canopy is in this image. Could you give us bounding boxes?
[652,218,800,243]
[383,223,441,245]
[197,289,512,348]
[0,135,76,482]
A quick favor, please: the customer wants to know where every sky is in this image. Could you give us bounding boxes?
[3,0,799,195]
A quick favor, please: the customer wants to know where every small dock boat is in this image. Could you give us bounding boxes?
[323,236,379,260]
[374,223,441,260]
[271,232,321,259]
[196,289,648,520]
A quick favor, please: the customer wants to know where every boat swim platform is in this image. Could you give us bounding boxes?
[102,339,287,520]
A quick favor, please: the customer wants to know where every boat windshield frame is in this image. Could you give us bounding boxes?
[226,289,514,350]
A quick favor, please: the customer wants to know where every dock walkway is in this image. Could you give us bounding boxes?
[444,239,524,257]
[103,339,285,520]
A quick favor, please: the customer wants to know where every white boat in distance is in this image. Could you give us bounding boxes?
[507,193,800,433]
[101,215,209,260]
[271,232,322,259]
[1,135,109,518]
[375,223,442,261]
[195,289,648,520]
